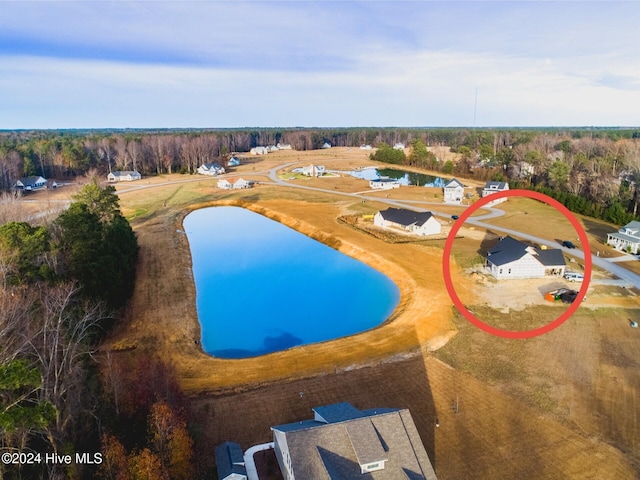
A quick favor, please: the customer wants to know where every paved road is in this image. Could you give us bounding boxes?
[24,163,637,289]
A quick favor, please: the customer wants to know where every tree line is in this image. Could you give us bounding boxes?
[0,182,148,479]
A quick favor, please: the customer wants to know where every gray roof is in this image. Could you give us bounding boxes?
[444,178,464,188]
[110,171,140,176]
[378,208,434,228]
[17,176,46,186]
[487,236,565,267]
[608,231,640,243]
[484,181,508,190]
[272,403,437,480]
[215,442,246,479]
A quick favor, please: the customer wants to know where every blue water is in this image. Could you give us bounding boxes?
[183,207,400,358]
[339,167,448,187]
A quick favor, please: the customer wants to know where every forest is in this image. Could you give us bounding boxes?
[1,127,639,223]
[0,183,195,480]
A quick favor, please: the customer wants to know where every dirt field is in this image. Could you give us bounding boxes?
[99,149,640,479]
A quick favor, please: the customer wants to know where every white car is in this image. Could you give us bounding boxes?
[564,272,584,282]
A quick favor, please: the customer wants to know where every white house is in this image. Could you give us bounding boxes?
[369,178,400,190]
[227,157,240,167]
[107,171,142,182]
[360,144,372,150]
[486,236,566,279]
[14,176,47,190]
[197,163,225,176]
[607,221,640,253]
[393,143,405,150]
[374,208,441,236]
[301,164,325,177]
[321,142,332,149]
[266,145,279,152]
[215,442,247,480]
[277,143,292,150]
[443,178,464,204]
[217,178,251,190]
[482,181,509,205]
[250,146,268,155]
[271,403,437,480]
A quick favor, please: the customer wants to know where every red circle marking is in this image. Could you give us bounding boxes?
[442,189,592,339]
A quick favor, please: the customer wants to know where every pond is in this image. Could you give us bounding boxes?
[338,166,449,187]
[183,206,400,358]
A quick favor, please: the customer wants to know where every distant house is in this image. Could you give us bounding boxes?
[301,164,325,177]
[218,178,251,190]
[321,142,332,149]
[443,178,464,204]
[360,144,372,150]
[250,146,268,155]
[369,178,400,190]
[107,171,142,182]
[227,157,241,167]
[14,176,47,191]
[482,181,509,205]
[277,143,293,150]
[197,163,225,176]
[607,221,640,253]
[266,145,279,152]
[374,208,441,236]
[215,442,247,480]
[486,236,566,279]
[393,143,405,150]
[271,402,437,480]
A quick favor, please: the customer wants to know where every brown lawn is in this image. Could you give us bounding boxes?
[102,152,640,479]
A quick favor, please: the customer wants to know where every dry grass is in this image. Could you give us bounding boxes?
[98,151,640,479]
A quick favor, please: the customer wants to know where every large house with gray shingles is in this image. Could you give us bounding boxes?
[14,176,47,190]
[607,221,640,253]
[271,402,437,480]
[482,181,509,205]
[374,208,441,236]
[486,236,566,279]
[443,178,464,204]
[215,442,247,480]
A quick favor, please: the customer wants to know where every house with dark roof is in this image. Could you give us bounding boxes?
[607,221,640,254]
[443,178,464,204]
[197,163,225,176]
[482,181,509,205]
[215,441,247,480]
[374,208,441,236]
[14,176,47,190]
[486,236,566,279]
[271,402,437,480]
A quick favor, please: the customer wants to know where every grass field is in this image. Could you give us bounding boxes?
[99,149,640,479]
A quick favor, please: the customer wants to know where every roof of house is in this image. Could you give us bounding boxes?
[17,176,46,186]
[444,178,464,188]
[621,221,640,234]
[484,181,509,189]
[609,231,640,243]
[378,208,434,227]
[272,403,437,480]
[487,236,566,267]
[110,171,140,176]
[215,442,247,479]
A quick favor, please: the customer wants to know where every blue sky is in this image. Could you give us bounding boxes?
[0,1,639,128]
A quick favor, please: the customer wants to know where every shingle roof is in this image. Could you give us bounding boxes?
[487,236,565,267]
[215,442,246,479]
[484,181,508,190]
[378,208,434,227]
[445,178,464,188]
[272,403,437,480]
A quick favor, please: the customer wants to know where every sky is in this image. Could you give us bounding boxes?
[0,1,639,129]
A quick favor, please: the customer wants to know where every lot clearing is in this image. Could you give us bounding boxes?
[96,150,640,479]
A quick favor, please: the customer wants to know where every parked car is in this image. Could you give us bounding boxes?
[562,240,576,249]
[451,215,459,220]
[563,272,584,282]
